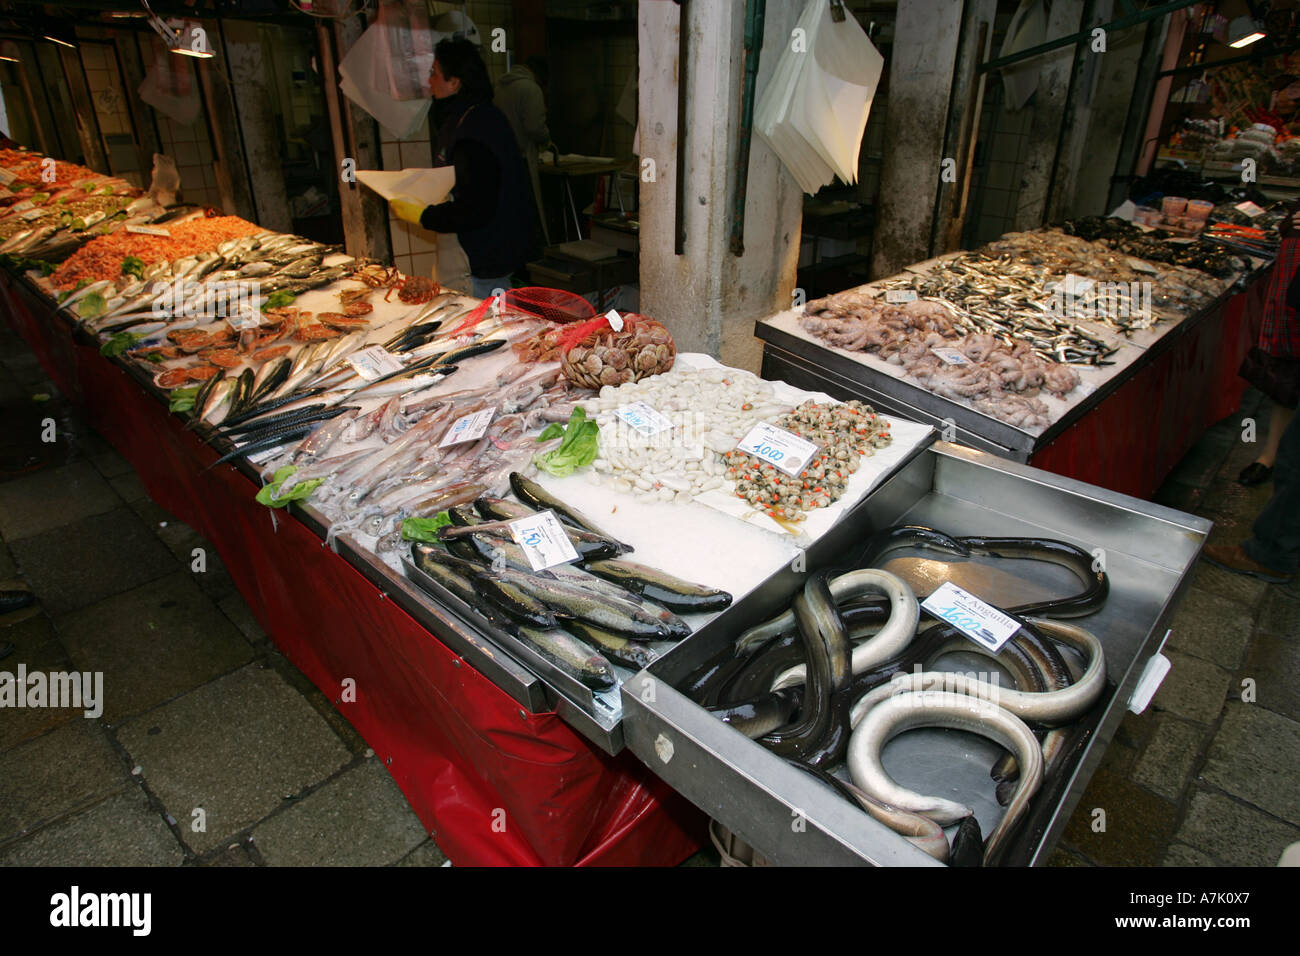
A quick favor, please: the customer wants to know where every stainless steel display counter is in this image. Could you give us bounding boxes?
[621,442,1209,866]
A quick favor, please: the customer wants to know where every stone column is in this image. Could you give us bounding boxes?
[870,0,964,277]
[637,0,803,373]
[219,19,292,233]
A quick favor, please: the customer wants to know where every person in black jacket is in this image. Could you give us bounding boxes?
[390,38,536,300]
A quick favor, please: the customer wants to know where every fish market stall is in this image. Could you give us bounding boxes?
[0,143,1216,868]
[757,222,1267,498]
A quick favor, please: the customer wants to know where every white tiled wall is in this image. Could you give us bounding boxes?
[381,116,441,280]
[79,41,145,187]
[154,109,223,209]
[966,78,1031,247]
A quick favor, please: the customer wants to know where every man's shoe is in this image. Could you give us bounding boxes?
[1238,462,1274,486]
[1202,544,1294,584]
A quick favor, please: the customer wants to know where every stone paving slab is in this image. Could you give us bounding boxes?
[0,721,128,843]
[217,594,267,647]
[395,839,449,867]
[8,507,178,617]
[1258,589,1300,640]
[108,470,148,504]
[1174,790,1300,867]
[1163,427,1234,489]
[250,759,427,866]
[114,664,352,854]
[89,448,134,480]
[1060,766,1179,866]
[1132,716,1209,803]
[0,789,183,867]
[1165,587,1253,671]
[1241,630,1300,723]
[56,572,255,724]
[1188,561,1269,608]
[1161,842,1219,867]
[1200,702,1300,827]
[0,614,80,752]
[0,460,121,541]
[1150,650,1232,725]
[199,843,256,867]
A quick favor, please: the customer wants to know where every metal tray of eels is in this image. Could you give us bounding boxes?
[620,442,1210,866]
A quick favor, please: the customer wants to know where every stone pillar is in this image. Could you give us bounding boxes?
[196,20,258,222]
[870,0,964,277]
[1011,0,1084,231]
[219,20,292,233]
[323,16,391,261]
[637,0,803,373]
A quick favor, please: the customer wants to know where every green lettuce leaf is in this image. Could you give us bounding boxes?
[121,255,145,279]
[100,331,142,357]
[168,386,199,413]
[533,406,599,477]
[401,512,454,543]
[255,466,324,509]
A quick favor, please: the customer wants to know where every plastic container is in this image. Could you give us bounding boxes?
[1134,205,1160,225]
[1185,199,1214,220]
[1162,195,1188,217]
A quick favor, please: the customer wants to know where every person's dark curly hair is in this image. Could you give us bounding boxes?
[435,37,493,102]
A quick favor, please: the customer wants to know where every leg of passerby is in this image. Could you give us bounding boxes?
[1207,405,1300,582]
[1240,401,1296,485]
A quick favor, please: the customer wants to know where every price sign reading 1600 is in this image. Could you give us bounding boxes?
[934,604,983,631]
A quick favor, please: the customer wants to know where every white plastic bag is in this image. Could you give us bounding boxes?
[370,0,436,102]
[755,0,882,194]
[1000,0,1047,111]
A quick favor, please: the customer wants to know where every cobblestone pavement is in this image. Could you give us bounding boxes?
[0,323,1295,867]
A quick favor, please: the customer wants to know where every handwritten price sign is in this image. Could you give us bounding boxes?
[615,401,673,437]
[736,421,819,477]
[507,510,579,571]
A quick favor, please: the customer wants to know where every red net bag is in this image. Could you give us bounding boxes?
[447,286,595,339]
[558,312,675,388]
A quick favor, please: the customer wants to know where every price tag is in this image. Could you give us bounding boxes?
[605,309,625,332]
[930,347,969,366]
[126,224,171,237]
[247,443,287,465]
[21,208,44,221]
[226,309,262,331]
[10,200,33,213]
[1126,257,1158,274]
[0,168,18,186]
[885,289,918,304]
[615,401,673,436]
[79,210,106,228]
[508,510,580,571]
[736,421,819,477]
[346,345,403,381]
[922,581,1021,652]
[1234,200,1265,218]
[439,406,496,447]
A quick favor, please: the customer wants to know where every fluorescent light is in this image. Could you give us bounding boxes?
[0,55,18,63]
[43,34,76,49]
[1227,15,1266,48]
[171,46,213,58]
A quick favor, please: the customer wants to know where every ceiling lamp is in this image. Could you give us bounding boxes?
[1227,14,1267,47]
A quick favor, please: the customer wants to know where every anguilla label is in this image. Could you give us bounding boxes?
[922,582,1019,651]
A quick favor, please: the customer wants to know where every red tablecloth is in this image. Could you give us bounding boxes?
[0,273,704,866]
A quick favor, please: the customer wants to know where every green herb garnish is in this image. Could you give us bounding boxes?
[121,255,145,279]
[168,386,199,413]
